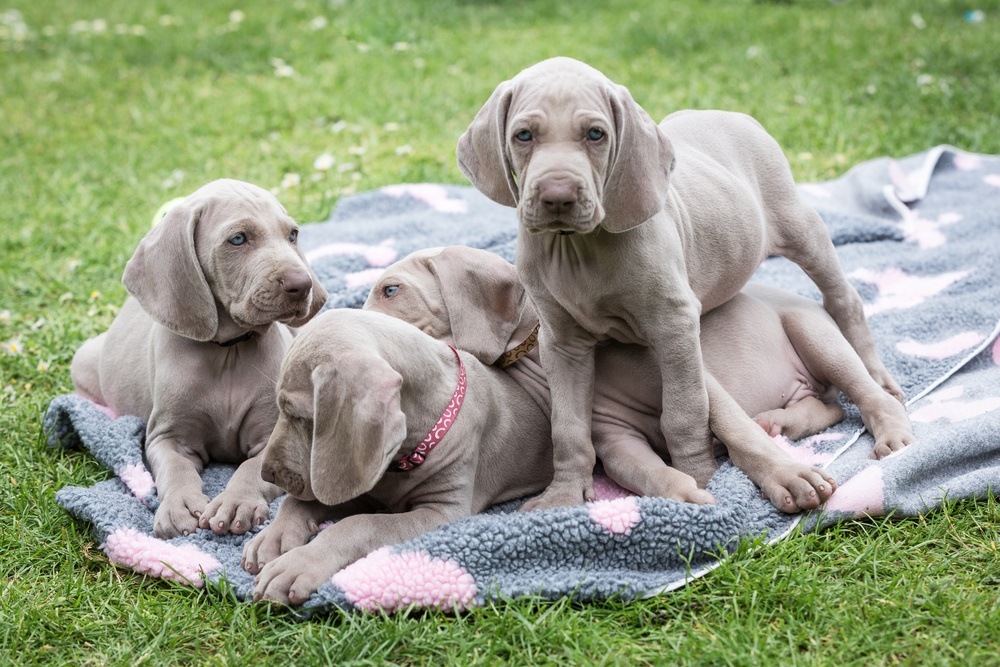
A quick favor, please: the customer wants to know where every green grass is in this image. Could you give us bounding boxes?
[2,0,999,664]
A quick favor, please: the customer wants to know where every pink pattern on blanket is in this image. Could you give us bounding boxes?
[77,395,118,420]
[984,174,1000,188]
[333,547,477,612]
[592,471,636,501]
[587,497,641,535]
[898,211,962,249]
[993,338,1000,366]
[909,385,1000,424]
[119,463,155,501]
[769,434,835,466]
[896,331,985,359]
[849,267,969,317]
[800,183,832,199]
[102,528,221,586]
[952,153,982,171]
[823,465,884,516]
[382,184,469,214]
[344,267,388,290]
[305,239,397,267]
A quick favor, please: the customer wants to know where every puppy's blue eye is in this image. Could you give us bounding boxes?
[587,128,605,141]
[289,229,298,243]
[383,285,400,298]
[229,233,247,246]
[515,129,532,142]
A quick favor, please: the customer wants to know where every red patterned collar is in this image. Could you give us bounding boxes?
[390,346,466,472]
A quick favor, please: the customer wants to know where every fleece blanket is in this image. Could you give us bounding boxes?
[45,146,1000,614]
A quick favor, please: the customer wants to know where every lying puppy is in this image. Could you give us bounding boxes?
[366,247,911,511]
[245,308,553,605]
[458,56,904,509]
[70,179,327,538]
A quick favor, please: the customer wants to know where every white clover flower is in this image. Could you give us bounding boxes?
[798,152,814,162]
[745,46,761,59]
[131,25,146,36]
[313,153,336,170]
[280,173,301,189]
[70,20,91,34]
[383,122,399,132]
[911,13,926,29]
[348,145,366,156]
[395,144,413,156]
[392,42,409,51]
[30,317,46,331]
[356,43,371,53]
[229,10,245,24]
[337,162,356,173]
[309,16,328,30]
[916,74,935,87]
[91,19,107,33]
[0,310,10,324]
[331,120,347,133]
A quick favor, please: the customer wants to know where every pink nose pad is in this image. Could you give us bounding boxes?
[281,270,312,300]
[539,180,579,215]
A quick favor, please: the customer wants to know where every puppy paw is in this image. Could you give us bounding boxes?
[870,430,915,459]
[153,492,211,538]
[669,454,718,489]
[252,547,334,606]
[242,520,318,575]
[759,464,837,514]
[519,479,595,512]
[199,490,271,536]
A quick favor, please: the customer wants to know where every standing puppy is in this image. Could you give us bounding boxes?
[70,179,327,538]
[458,57,903,509]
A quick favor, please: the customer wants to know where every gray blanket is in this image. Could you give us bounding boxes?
[45,147,1000,613]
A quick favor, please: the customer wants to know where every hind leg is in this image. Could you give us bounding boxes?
[70,333,107,405]
[755,396,845,441]
[780,306,914,459]
[773,201,904,402]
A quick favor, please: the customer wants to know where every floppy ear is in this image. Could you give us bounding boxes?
[600,84,675,233]
[429,247,533,365]
[122,200,219,340]
[309,354,407,507]
[457,82,519,207]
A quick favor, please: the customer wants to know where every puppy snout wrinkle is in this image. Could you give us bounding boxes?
[281,270,312,300]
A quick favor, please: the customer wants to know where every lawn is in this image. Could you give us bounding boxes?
[2,0,999,664]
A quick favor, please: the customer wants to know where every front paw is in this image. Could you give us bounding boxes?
[252,546,334,606]
[520,478,595,512]
[154,492,211,538]
[242,520,317,575]
[669,453,718,489]
[199,490,271,536]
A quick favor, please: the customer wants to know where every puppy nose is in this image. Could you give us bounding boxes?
[540,179,578,215]
[281,270,312,300]
[260,461,276,484]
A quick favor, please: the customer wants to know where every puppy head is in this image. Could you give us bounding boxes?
[365,246,534,365]
[261,329,407,506]
[123,179,327,341]
[457,56,674,235]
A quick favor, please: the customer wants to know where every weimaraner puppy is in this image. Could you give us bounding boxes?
[457,56,904,509]
[244,308,554,605]
[70,179,328,538]
[365,246,913,512]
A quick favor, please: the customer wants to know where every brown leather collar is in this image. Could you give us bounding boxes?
[499,323,540,368]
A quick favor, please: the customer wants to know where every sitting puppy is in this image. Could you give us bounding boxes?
[70,179,327,538]
[365,247,913,511]
[245,308,553,605]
